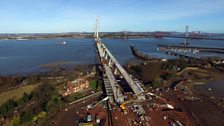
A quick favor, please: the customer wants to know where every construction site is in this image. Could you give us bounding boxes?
[69,19,194,126]
[50,19,224,126]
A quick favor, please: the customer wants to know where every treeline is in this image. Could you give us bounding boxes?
[0,92,32,124]
[127,58,195,88]
[0,65,97,125]
[0,83,65,126]
[161,57,224,72]
[161,58,189,71]
[127,62,161,84]
[0,76,26,91]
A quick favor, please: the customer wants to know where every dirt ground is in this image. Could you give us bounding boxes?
[163,90,224,126]
[51,95,102,126]
[181,100,224,126]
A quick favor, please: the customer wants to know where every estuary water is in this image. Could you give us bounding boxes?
[0,38,224,75]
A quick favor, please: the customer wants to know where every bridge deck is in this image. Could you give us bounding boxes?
[103,64,124,103]
[99,42,144,95]
[103,77,113,96]
[96,41,124,103]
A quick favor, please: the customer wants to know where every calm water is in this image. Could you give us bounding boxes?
[193,80,224,97]
[0,38,224,75]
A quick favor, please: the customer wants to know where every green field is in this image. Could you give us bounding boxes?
[89,80,101,91]
[0,85,37,105]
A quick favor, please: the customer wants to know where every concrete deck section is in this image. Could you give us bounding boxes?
[96,41,124,103]
[103,64,124,103]
[99,42,144,95]
[103,77,113,96]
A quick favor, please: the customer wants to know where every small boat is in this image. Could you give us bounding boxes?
[56,41,66,45]
[17,38,28,41]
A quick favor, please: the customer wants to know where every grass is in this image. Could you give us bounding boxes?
[191,71,210,78]
[0,85,38,105]
[89,80,102,91]
[178,67,211,78]
[65,92,83,102]
[89,80,97,89]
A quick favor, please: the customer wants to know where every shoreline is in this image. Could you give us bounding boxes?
[0,62,96,77]
[0,63,96,92]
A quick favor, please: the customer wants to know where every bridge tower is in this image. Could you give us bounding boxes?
[124,29,127,40]
[94,17,100,41]
[184,25,189,46]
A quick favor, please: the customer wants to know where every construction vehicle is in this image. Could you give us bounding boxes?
[120,94,146,114]
[120,100,133,114]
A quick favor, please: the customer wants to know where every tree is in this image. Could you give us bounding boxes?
[22,93,29,103]
[151,78,162,89]
[42,102,49,112]
[141,62,161,83]
[0,100,16,117]
[0,104,8,117]
[160,73,175,80]
[97,82,102,91]
[17,98,25,106]
[11,115,21,126]
[6,100,17,113]
[21,110,33,123]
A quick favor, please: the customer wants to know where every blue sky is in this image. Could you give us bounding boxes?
[0,0,224,33]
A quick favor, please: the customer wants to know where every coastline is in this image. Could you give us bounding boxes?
[0,61,96,77]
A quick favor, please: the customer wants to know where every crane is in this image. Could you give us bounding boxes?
[89,96,109,110]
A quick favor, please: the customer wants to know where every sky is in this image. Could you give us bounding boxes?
[0,0,224,33]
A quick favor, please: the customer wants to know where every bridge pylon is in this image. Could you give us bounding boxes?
[94,17,100,41]
[184,25,189,46]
